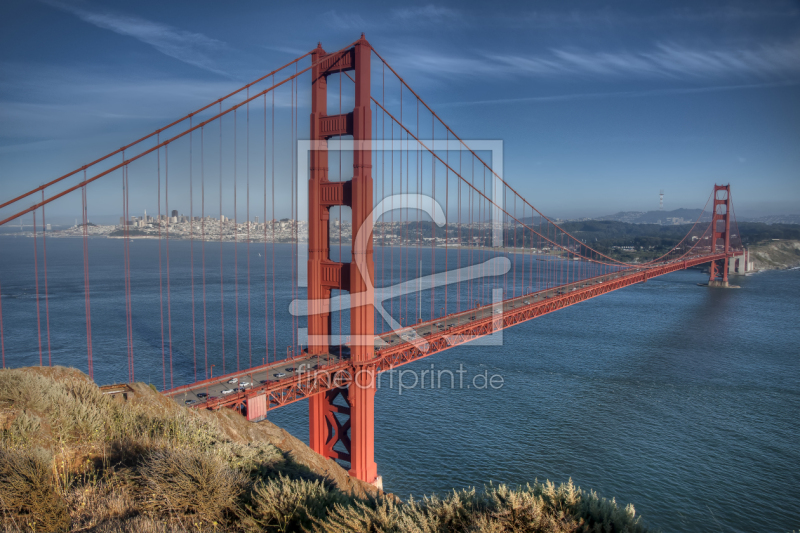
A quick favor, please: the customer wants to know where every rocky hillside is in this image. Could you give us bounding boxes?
[1,366,650,532]
[749,240,800,270]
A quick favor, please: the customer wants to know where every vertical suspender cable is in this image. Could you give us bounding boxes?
[264,93,269,364]
[431,113,435,321]
[121,158,132,381]
[271,76,277,360]
[467,157,473,308]
[444,130,449,318]
[126,162,134,381]
[537,215,541,292]
[190,118,197,382]
[291,72,297,353]
[415,98,420,323]
[119,168,126,383]
[219,103,226,374]
[246,89,252,369]
[166,144,174,389]
[513,195,517,298]
[391,76,395,324]
[157,137,166,388]
[457,147,461,313]
[234,109,240,371]
[294,66,299,354]
[41,192,52,365]
[81,179,93,379]
[381,62,385,322]
[482,166,486,305]
[402,87,409,325]
[529,207,534,293]
[202,127,209,379]
[33,211,42,365]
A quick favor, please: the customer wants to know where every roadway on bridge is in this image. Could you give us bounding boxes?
[167,263,647,408]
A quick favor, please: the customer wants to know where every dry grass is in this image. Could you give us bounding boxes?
[0,449,70,533]
[0,367,654,533]
[242,475,350,532]
[312,482,646,533]
[63,477,138,531]
[139,447,248,528]
[0,369,108,446]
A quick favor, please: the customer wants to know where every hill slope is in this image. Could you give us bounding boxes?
[0,366,650,532]
[748,240,800,270]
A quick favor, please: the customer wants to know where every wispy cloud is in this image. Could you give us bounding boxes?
[322,10,370,31]
[513,4,800,29]
[437,80,800,107]
[0,60,301,143]
[42,1,229,75]
[264,45,310,57]
[392,5,463,23]
[393,39,800,81]
[322,5,463,32]
[0,62,228,142]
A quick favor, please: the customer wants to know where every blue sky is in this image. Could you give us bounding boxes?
[0,0,798,220]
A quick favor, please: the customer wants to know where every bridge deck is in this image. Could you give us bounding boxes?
[165,253,727,412]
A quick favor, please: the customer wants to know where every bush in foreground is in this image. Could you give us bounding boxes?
[0,449,70,532]
[0,448,648,533]
[0,367,651,532]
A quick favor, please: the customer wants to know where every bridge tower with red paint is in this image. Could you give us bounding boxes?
[709,184,731,286]
[307,35,378,486]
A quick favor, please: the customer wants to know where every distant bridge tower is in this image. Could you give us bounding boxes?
[709,184,731,286]
[307,35,378,486]
[659,189,664,211]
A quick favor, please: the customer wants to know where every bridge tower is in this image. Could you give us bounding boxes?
[709,184,731,286]
[307,35,378,486]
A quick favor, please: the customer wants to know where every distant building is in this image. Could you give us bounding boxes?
[171,210,178,218]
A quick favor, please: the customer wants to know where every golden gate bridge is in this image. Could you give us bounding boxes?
[0,35,745,486]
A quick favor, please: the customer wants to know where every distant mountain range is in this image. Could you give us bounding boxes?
[594,209,800,225]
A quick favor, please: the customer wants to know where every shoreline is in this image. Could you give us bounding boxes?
[6,233,800,270]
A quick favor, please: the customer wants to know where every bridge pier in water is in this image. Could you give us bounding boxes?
[709,184,734,287]
[307,35,379,486]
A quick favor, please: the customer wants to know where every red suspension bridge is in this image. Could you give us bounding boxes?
[0,35,746,486]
